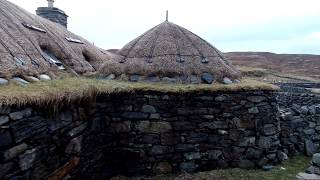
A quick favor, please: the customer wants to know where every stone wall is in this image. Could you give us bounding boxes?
[0,91,282,179]
[279,92,320,156]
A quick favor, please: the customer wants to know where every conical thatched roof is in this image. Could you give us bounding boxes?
[0,0,113,78]
[100,21,240,83]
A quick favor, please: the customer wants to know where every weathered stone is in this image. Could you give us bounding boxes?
[201,73,214,84]
[0,162,14,177]
[67,123,87,137]
[141,105,157,113]
[262,124,277,136]
[136,121,172,133]
[301,106,309,115]
[184,152,201,160]
[277,151,288,161]
[306,166,320,175]
[257,157,269,167]
[175,144,195,152]
[258,136,272,149]
[162,77,177,83]
[140,134,160,144]
[150,113,161,120]
[248,107,259,114]
[247,96,267,103]
[26,76,40,82]
[190,75,200,84]
[161,133,179,145]
[312,153,320,167]
[146,76,160,82]
[296,172,320,180]
[179,161,197,173]
[195,96,213,101]
[109,121,131,133]
[0,116,9,126]
[122,112,148,120]
[246,148,262,160]
[129,74,141,82]
[305,140,317,157]
[105,74,116,80]
[19,148,37,171]
[0,78,9,86]
[222,77,233,84]
[12,77,29,86]
[262,165,274,171]
[208,150,223,160]
[0,129,13,147]
[154,161,172,174]
[185,132,208,143]
[65,136,83,154]
[238,160,255,169]
[149,145,172,155]
[215,95,227,102]
[39,74,51,81]
[12,116,46,142]
[199,121,228,129]
[9,108,32,120]
[4,143,28,160]
[238,137,255,147]
[0,106,11,114]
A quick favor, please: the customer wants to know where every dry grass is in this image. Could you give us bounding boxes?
[0,77,278,106]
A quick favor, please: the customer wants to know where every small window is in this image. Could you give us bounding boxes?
[65,37,83,44]
[22,22,46,33]
[41,47,65,70]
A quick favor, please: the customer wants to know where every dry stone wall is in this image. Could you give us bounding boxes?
[0,91,282,179]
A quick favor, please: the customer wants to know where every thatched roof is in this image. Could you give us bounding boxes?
[100,21,241,82]
[0,0,113,78]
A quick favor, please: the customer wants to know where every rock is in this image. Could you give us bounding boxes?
[105,74,116,80]
[262,124,277,136]
[25,76,40,82]
[222,77,233,84]
[67,123,88,137]
[175,144,195,152]
[306,166,320,175]
[136,121,172,133]
[190,75,200,84]
[0,116,9,126]
[19,148,37,171]
[246,148,263,160]
[277,151,288,161]
[146,76,160,82]
[12,77,29,86]
[149,145,172,155]
[199,121,228,129]
[0,78,9,86]
[141,105,157,113]
[208,150,223,160]
[301,106,309,115]
[154,161,172,174]
[9,108,32,120]
[305,140,317,157]
[140,134,160,144]
[0,129,13,147]
[39,74,51,81]
[185,132,208,143]
[0,106,11,115]
[258,136,272,149]
[238,137,256,147]
[248,107,259,114]
[184,152,201,160]
[162,77,177,83]
[129,74,141,82]
[234,79,241,83]
[201,73,214,84]
[161,133,179,145]
[109,121,131,133]
[122,112,148,120]
[65,136,83,154]
[262,165,274,171]
[238,160,255,169]
[312,153,320,167]
[215,95,227,102]
[4,143,28,161]
[296,172,320,180]
[247,96,267,103]
[150,113,160,120]
[179,161,197,173]
[0,162,14,177]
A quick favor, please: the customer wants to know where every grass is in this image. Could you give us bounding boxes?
[0,77,278,106]
[113,155,310,180]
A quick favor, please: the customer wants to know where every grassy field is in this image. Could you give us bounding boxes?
[112,156,310,180]
[0,77,277,106]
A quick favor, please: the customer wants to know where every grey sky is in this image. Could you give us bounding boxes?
[7,0,320,54]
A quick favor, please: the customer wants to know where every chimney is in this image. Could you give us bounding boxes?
[36,0,68,28]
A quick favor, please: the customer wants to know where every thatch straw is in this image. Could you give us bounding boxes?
[99,21,241,80]
[0,0,113,78]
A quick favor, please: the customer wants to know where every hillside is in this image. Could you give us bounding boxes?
[225,52,320,78]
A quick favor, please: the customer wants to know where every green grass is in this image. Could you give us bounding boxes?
[0,77,278,106]
[112,156,310,180]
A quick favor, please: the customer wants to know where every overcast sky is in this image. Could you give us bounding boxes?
[7,0,320,54]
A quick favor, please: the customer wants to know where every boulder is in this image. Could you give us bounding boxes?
[39,74,51,81]
[12,77,29,86]
[305,140,317,157]
[296,172,320,180]
[312,153,320,167]
[223,77,233,84]
[25,76,40,82]
[0,78,9,86]
[201,73,214,84]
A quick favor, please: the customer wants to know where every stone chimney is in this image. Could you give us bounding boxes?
[36,0,68,28]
